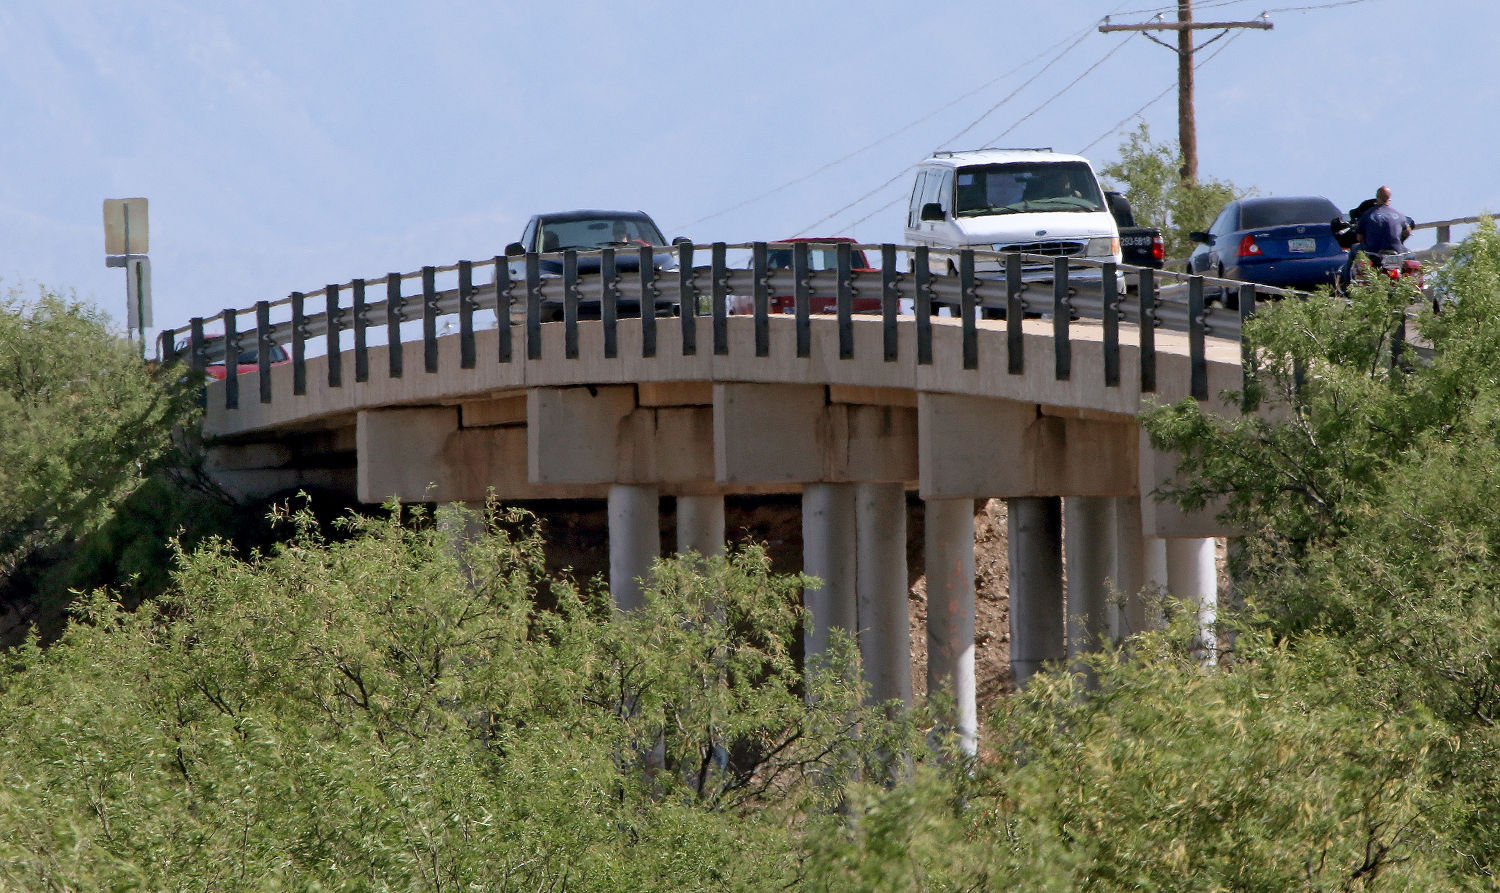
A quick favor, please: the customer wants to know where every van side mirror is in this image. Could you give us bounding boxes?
[1188,231,1214,245]
[920,202,946,222]
[505,242,525,257]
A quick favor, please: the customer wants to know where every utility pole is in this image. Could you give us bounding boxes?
[1100,2,1271,184]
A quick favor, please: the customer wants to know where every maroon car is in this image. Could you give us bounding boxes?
[751,238,883,314]
[175,333,290,380]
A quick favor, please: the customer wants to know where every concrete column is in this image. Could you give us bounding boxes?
[675,494,725,559]
[856,482,911,707]
[1166,536,1218,665]
[802,483,858,665]
[1145,534,1169,630]
[1008,496,1065,689]
[1109,496,1149,642]
[608,484,660,613]
[924,497,977,756]
[1065,496,1114,664]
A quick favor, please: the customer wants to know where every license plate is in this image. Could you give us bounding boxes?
[1288,238,1316,253]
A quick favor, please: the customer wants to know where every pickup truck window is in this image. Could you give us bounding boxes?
[536,215,667,251]
[954,161,1105,216]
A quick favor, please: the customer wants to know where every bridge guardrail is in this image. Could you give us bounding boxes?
[154,242,1369,414]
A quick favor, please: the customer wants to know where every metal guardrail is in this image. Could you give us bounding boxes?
[158,242,1316,413]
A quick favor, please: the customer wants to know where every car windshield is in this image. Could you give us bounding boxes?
[538,216,667,251]
[954,161,1105,216]
[1239,198,1340,229]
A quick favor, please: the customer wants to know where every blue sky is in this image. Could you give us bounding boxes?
[2,0,1494,345]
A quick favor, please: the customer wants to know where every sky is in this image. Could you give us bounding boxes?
[3,0,1495,348]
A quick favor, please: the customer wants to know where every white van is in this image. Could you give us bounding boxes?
[904,148,1121,273]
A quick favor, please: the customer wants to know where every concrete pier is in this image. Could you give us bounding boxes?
[608,484,660,612]
[1166,536,1218,664]
[675,494,725,558]
[924,497,977,755]
[801,483,858,665]
[856,482,911,707]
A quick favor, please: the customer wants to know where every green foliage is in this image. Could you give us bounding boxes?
[0,502,905,890]
[1098,120,1245,261]
[0,286,197,583]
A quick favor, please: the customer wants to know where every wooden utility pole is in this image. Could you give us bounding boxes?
[1100,1,1272,184]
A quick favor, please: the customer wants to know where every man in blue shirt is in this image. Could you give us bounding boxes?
[1341,186,1413,286]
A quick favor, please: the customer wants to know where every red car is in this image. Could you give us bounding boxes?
[175,333,290,380]
[739,238,883,314]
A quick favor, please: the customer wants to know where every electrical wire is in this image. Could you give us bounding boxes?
[982,34,1136,146]
[1074,27,1244,154]
[671,25,1096,232]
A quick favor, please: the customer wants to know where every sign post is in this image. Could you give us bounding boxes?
[103,197,152,355]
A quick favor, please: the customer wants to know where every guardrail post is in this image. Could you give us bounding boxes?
[1102,263,1119,388]
[291,291,307,396]
[678,242,697,356]
[422,266,438,373]
[959,249,977,370]
[711,243,728,355]
[793,241,811,359]
[493,257,513,364]
[256,300,272,404]
[601,248,619,359]
[223,309,240,410]
[563,250,579,360]
[459,260,476,369]
[752,242,769,357]
[882,244,899,362]
[326,283,343,389]
[1436,224,1451,244]
[1007,253,1024,375]
[353,279,370,382]
[837,241,854,360]
[1188,276,1207,400]
[386,274,404,379]
[188,317,206,378]
[1239,284,1257,411]
[915,246,933,365]
[525,253,542,361]
[638,245,657,358]
[1138,268,1157,394]
[1052,258,1070,382]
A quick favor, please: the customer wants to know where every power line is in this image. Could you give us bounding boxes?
[983,33,1136,146]
[671,25,1096,232]
[939,27,1095,148]
[1074,28,1243,154]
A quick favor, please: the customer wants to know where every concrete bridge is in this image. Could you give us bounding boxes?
[166,242,1283,755]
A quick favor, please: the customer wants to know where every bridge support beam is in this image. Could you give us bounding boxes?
[1065,496,1114,677]
[674,495,725,559]
[1008,496,1065,689]
[924,497,977,755]
[1166,536,1218,665]
[802,483,858,669]
[857,482,911,708]
[608,484,660,613]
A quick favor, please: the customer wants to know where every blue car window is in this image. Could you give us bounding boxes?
[1240,198,1340,230]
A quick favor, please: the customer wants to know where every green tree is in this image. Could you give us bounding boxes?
[0,286,197,585]
[0,502,908,890]
[1098,120,1245,263]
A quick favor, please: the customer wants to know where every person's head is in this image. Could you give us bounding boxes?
[612,221,631,242]
[1376,185,1392,204]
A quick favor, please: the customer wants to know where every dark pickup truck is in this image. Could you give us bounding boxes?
[1105,191,1164,269]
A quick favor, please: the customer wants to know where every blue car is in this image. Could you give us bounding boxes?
[1187,195,1346,295]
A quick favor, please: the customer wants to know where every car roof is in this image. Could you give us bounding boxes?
[919,148,1091,168]
[531,209,656,222]
[776,236,857,244]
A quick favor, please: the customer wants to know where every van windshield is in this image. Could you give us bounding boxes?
[954,161,1105,216]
